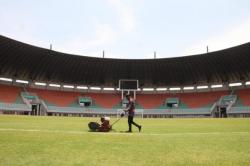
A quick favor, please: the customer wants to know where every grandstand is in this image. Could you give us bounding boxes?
[0,35,250,118]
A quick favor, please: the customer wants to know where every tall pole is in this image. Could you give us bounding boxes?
[206,46,209,53]
[50,44,52,50]
[103,50,105,58]
[154,51,156,59]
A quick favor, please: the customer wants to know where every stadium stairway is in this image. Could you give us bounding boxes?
[1,83,250,117]
[27,88,80,107]
[229,89,250,115]
[178,91,229,108]
[136,91,228,109]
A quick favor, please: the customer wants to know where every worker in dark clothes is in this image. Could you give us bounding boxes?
[124,94,142,132]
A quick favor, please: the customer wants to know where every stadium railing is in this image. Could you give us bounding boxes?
[228,106,250,114]
[2,102,250,116]
[47,106,211,115]
[0,102,31,112]
[142,108,211,115]
[47,106,117,114]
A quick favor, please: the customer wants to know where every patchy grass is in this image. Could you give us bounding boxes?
[0,115,250,166]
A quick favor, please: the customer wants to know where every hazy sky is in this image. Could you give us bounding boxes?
[1,0,250,59]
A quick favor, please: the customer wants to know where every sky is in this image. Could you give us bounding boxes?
[0,0,250,59]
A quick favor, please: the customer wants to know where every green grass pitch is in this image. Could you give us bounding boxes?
[0,115,250,166]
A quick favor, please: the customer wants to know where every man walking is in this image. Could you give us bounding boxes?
[124,94,142,132]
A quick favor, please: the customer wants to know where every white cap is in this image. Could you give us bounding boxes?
[104,117,110,121]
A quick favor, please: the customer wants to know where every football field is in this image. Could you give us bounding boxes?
[0,115,250,166]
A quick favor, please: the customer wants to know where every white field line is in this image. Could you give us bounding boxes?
[0,128,249,136]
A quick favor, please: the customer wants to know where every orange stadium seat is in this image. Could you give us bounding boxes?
[136,91,229,109]
[83,93,121,108]
[0,84,22,103]
[136,94,168,109]
[27,88,80,107]
[27,88,121,108]
[237,89,250,106]
[178,91,229,108]
[0,84,243,109]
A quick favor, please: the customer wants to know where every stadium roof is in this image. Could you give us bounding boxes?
[0,35,250,87]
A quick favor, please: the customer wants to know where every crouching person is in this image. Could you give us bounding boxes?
[98,116,111,132]
[88,116,111,132]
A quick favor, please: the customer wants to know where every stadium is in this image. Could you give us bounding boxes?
[0,35,250,118]
[1,1,250,165]
[1,35,250,166]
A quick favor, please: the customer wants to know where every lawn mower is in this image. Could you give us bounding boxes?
[88,112,125,132]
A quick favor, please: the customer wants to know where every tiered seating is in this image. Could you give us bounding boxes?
[136,94,167,109]
[0,84,30,112]
[0,84,230,110]
[135,92,224,115]
[2,83,249,116]
[0,84,22,103]
[27,88,121,109]
[0,103,30,111]
[236,89,250,106]
[136,91,228,109]
[27,88,80,107]
[82,93,121,108]
[47,106,117,114]
[179,91,229,108]
[229,89,250,113]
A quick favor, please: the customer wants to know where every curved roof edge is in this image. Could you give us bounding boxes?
[1,35,250,60]
[1,35,250,87]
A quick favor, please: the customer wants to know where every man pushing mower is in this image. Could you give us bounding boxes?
[88,94,142,132]
[124,94,142,132]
